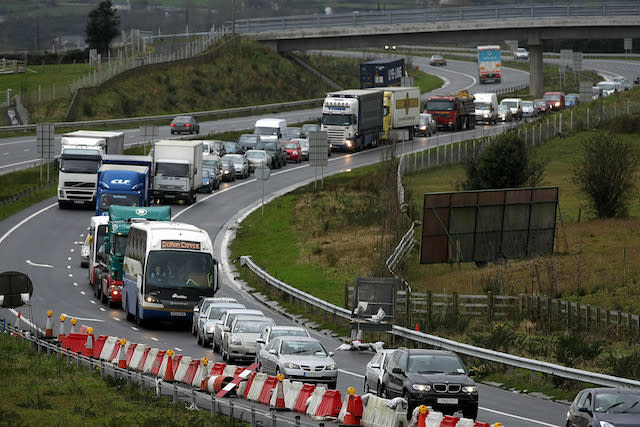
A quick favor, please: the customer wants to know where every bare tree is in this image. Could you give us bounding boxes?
[571,130,640,218]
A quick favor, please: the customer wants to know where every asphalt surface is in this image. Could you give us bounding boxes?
[1,53,634,426]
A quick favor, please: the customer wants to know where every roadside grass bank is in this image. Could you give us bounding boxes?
[0,334,241,426]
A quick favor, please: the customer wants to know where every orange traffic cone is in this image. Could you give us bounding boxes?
[57,314,67,341]
[83,327,94,357]
[198,357,209,388]
[117,338,127,368]
[164,349,175,382]
[343,387,363,426]
[45,310,54,337]
[271,373,286,410]
[416,405,428,427]
[70,318,78,334]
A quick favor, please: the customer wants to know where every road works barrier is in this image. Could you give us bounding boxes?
[306,385,328,417]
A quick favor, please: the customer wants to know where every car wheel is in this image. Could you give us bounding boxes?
[403,391,414,416]
[212,340,219,353]
[196,128,200,134]
[380,385,387,398]
[221,346,228,361]
[462,405,478,420]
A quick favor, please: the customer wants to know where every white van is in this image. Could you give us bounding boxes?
[500,98,523,120]
[254,118,287,143]
[474,92,498,124]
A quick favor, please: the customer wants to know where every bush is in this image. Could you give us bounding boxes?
[554,333,603,367]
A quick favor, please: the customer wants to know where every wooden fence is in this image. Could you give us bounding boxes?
[346,288,640,336]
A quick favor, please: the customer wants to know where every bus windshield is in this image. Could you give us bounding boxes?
[146,250,213,289]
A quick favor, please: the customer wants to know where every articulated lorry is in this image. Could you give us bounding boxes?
[95,205,172,307]
[382,86,421,141]
[321,89,384,152]
[360,58,405,89]
[477,45,501,84]
[95,155,154,216]
[57,131,125,208]
[425,90,476,131]
[151,140,203,204]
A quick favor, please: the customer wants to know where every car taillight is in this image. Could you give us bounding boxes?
[170,123,175,127]
[185,123,191,127]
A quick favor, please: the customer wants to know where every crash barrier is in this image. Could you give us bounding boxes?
[6,313,508,426]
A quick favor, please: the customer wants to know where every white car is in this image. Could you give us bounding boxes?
[595,81,617,97]
[222,316,276,362]
[513,48,529,60]
[256,325,310,353]
[213,308,264,352]
[196,302,246,347]
[191,296,238,335]
[364,349,395,395]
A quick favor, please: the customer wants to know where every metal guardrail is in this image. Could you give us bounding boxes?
[0,98,324,134]
[240,255,640,389]
[227,2,640,33]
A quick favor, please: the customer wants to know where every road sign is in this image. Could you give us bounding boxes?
[309,131,328,167]
[254,164,270,181]
[572,52,583,72]
[624,38,632,51]
[36,123,55,160]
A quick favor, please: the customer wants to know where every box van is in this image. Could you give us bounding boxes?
[254,118,287,143]
[474,92,498,124]
[499,98,523,120]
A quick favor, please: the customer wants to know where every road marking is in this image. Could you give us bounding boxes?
[175,347,183,352]
[26,259,54,268]
[113,317,121,322]
[70,248,75,252]
[67,265,71,269]
[67,257,72,261]
[68,273,73,277]
[339,369,364,379]
[0,202,57,247]
[151,337,159,342]
[90,300,96,304]
[99,308,106,312]
[61,313,104,322]
[80,291,86,295]
[480,406,560,427]
[0,158,40,170]
[73,282,78,287]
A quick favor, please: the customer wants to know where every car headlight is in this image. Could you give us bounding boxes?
[412,384,431,392]
[326,364,337,370]
[207,326,215,333]
[284,362,300,369]
[462,386,477,393]
[230,336,241,345]
[600,422,616,427]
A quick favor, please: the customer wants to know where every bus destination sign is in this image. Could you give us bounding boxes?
[161,240,201,250]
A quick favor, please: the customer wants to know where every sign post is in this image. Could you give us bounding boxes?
[309,131,329,190]
[36,123,55,181]
[254,164,270,216]
[140,125,158,155]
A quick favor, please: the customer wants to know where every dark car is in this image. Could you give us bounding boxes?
[380,348,478,419]
[429,55,446,66]
[220,156,236,182]
[255,140,287,169]
[533,99,547,115]
[170,115,200,135]
[200,169,216,193]
[566,387,640,427]
[238,134,261,152]
[301,123,321,138]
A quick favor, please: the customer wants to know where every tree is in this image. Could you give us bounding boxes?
[460,131,546,190]
[571,130,640,218]
[85,0,120,54]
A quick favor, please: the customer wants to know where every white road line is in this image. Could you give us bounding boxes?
[60,314,104,322]
[0,158,40,170]
[99,308,106,312]
[480,406,561,427]
[68,273,73,277]
[73,282,78,286]
[175,347,183,352]
[338,369,364,379]
[151,337,159,342]
[67,257,72,261]
[80,291,86,295]
[0,202,56,246]
[67,265,71,269]
[90,300,96,304]
[70,248,75,252]
[113,317,121,321]
[26,259,54,268]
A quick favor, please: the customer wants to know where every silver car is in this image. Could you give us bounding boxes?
[80,234,90,268]
[223,154,250,179]
[257,336,338,389]
[364,349,394,395]
[245,149,272,171]
[256,325,310,354]
[191,296,238,335]
[213,308,264,352]
[222,316,276,363]
[196,302,245,347]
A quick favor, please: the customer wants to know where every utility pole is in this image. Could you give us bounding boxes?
[232,0,236,34]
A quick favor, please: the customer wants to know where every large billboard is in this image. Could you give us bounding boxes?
[420,187,558,264]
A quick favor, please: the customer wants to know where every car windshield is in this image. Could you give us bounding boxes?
[597,82,615,90]
[501,101,517,108]
[173,116,191,124]
[233,320,272,333]
[224,143,241,154]
[322,114,353,126]
[59,158,101,173]
[407,355,466,374]
[246,151,266,159]
[594,392,640,414]
[221,157,234,166]
[255,127,278,136]
[257,142,277,151]
[544,94,561,101]
[297,140,309,148]
[283,142,298,149]
[534,101,545,106]
[208,305,243,320]
[522,101,533,109]
[426,100,454,111]
[271,329,308,339]
[475,102,491,110]
[498,105,509,112]
[111,234,128,257]
[280,340,327,356]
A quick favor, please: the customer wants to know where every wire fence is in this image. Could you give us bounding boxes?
[0,180,57,209]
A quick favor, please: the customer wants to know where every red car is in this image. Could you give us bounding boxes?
[282,140,303,163]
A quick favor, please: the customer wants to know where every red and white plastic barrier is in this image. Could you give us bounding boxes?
[305,385,327,417]
[246,372,268,402]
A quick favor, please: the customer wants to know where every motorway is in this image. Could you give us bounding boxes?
[0,54,633,425]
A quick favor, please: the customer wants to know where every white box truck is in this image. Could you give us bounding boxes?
[382,86,421,141]
[57,131,125,208]
[151,140,203,205]
[473,92,499,124]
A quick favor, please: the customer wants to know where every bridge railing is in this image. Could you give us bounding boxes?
[226,2,640,33]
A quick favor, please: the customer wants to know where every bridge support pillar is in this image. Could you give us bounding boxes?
[528,31,543,98]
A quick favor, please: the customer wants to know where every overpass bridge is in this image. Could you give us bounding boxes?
[227,2,640,96]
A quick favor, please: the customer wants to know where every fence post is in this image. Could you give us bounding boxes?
[487,291,493,322]
[344,283,349,309]
[586,305,591,331]
[453,292,459,315]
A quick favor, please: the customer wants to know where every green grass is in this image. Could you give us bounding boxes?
[0,63,92,97]
[0,334,243,425]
